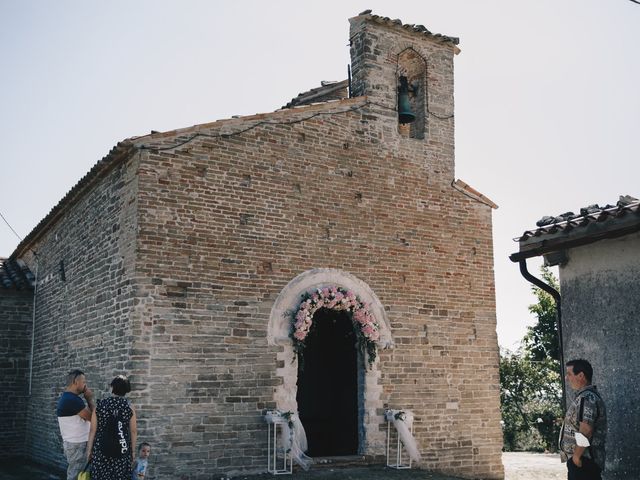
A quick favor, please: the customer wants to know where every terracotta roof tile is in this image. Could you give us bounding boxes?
[355,11,460,45]
[282,80,349,109]
[0,258,35,290]
[517,195,640,242]
[511,195,640,262]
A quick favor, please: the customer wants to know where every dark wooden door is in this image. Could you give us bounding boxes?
[296,308,358,456]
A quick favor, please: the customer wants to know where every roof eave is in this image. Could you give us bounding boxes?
[452,179,498,209]
[510,213,640,262]
[350,11,460,48]
[11,141,137,260]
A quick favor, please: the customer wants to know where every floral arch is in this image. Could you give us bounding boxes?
[291,286,380,367]
[267,268,393,454]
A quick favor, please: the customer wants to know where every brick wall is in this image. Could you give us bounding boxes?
[18,155,139,470]
[16,13,503,480]
[128,88,501,479]
[0,289,32,459]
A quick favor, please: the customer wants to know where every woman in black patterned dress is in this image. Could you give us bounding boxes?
[87,375,137,480]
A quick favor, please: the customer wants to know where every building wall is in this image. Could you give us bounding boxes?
[19,155,140,470]
[0,289,32,459]
[560,231,640,480]
[129,23,502,474]
[14,14,503,480]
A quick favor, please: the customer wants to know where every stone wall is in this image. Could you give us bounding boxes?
[14,13,503,480]
[129,46,501,477]
[0,289,32,459]
[349,13,457,152]
[560,231,640,480]
[18,155,140,470]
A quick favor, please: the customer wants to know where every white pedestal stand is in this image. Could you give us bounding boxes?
[265,412,292,475]
[385,411,412,469]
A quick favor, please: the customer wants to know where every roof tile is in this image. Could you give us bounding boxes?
[516,195,640,242]
[0,258,35,290]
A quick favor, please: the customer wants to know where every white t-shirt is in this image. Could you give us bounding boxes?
[57,415,90,443]
[56,392,90,443]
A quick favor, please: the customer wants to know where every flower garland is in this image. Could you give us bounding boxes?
[290,286,380,367]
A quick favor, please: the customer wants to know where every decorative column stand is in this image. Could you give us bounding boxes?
[385,409,412,469]
[265,411,293,475]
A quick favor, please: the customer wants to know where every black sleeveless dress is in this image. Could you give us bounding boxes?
[91,396,133,480]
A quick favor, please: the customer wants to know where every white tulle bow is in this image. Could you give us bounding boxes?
[385,409,422,462]
[265,410,313,470]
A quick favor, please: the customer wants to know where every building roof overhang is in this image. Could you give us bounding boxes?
[510,199,640,264]
[0,257,35,290]
[351,10,460,48]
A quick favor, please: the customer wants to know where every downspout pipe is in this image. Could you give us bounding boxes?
[517,259,566,408]
[28,254,39,396]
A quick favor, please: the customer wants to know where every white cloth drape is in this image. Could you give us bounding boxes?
[265,411,312,470]
[385,409,421,462]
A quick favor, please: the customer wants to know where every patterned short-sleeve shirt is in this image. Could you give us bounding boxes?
[560,385,607,469]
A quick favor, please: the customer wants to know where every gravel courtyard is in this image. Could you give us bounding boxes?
[0,452,566,479]
[502,452,565,480]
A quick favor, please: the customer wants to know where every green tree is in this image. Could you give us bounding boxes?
[500,266,562,452]
[523,266,560,362]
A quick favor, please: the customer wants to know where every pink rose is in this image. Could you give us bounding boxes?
[353,310,367,324]
[294,331,307,341]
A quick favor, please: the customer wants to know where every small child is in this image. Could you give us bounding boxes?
[132,442,151,479]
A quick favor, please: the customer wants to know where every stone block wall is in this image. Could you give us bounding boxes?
[0,289,32,459]
[17,154,140,470]
[128,89,502,478]
[12,13,503,480]
[349,13,457,156]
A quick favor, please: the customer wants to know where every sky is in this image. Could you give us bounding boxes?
[1,1,639,349]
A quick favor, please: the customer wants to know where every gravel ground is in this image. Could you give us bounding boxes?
[228,453,566,480]
[0,452,566,479]
[502,452,565,480]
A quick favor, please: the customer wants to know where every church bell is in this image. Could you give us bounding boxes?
[397,75,416,124]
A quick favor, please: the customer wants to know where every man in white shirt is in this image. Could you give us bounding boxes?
[56,370,95,480]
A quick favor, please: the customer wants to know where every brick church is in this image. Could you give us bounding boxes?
[1,11,504,479]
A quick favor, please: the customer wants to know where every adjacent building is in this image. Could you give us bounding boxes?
[511,195,640,480]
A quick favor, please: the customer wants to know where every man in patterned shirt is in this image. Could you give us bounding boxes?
[560,359,607,480]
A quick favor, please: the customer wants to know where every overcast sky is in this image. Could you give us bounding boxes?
[1,1,638,349]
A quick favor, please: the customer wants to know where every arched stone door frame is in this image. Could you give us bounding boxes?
[267,268,393,454]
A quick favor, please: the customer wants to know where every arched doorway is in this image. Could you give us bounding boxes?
[296,308,359,456]
[267,268,393,455]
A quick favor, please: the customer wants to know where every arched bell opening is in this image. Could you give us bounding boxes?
[397,47,427,140]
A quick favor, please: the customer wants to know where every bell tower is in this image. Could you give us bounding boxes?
[348,11,459,143]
